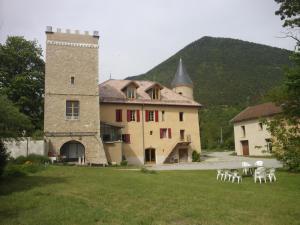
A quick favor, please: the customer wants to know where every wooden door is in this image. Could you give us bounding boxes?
[145,148,156,164]
[241,140,249,156]
[179,148,188,162]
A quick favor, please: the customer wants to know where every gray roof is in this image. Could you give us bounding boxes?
[171,58,193,88]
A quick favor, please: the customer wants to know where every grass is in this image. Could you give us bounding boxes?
[0,166,300,225]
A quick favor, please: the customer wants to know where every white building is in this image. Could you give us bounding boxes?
[231,102,282,156]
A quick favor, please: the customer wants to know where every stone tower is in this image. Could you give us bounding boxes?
[171,58,194,100]
[44,26,107,165]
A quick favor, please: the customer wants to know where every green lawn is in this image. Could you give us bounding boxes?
[0,166,300,225]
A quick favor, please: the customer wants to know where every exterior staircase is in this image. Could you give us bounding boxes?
[163,135,191,163]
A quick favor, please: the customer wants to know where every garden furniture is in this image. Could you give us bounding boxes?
[254,167,267,184]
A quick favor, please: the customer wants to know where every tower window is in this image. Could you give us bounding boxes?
[66,100,79,120]
[162,110,165,121]
[71,76,75,85]
[179,112,184,121]
[178,92,182,95]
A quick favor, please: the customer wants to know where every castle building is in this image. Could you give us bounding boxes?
[44,27,202,165]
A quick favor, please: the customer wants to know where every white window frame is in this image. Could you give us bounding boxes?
[66,100,79,120]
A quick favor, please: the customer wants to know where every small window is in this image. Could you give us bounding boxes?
[178,92,182,95]
[126,87,136,99]
[150,131,153,135]
[162,111,165,121]
[179,112,184,121]
[180,130,185,141]
[266,139,272,153]
[259,122,263,131]
[66,100,79,120]
[241,126,246,137]
[71,76,75,85]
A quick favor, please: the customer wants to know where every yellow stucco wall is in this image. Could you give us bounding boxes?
[104,142,122,164]
[233,118,272,156]
[100,103,201,165]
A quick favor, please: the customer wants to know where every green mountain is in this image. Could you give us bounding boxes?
[127,36,291,150]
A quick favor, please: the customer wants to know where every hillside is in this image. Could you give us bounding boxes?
[128,36,291,107]
[127,36,291,149]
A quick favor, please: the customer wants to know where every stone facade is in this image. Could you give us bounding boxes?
[44,28,107,164]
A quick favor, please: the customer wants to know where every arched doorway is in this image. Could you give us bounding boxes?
[60,141,85,162]
[145,148,156,164]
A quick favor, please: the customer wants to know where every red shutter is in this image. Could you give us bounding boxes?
[116,109,122,122]
[145,110,149,122]
[127,134,131,143]
[119,109,122,122]
[137,110,140,122]
[168,128,172,139]
[127,110,131,122]
[155,110,159,122]
[116,110,119,122]
[160,128,163,139]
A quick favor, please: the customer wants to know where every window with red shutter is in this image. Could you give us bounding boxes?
[155,110,159,122]
[168,128,172,139]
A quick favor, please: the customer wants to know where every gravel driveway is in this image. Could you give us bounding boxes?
[150,151,282,171]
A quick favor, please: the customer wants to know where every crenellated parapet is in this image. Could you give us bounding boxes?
[45,26,99,37]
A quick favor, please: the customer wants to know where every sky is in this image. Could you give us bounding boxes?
[0,0,296,82]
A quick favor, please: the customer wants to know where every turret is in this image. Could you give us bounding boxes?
[171,58,194,100]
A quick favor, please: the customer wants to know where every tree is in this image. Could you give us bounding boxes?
[0,95,32,176]
[0,36,45,132]
[275,0,300,28]
[267,1,300,171]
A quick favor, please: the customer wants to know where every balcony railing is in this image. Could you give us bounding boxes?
[179,134,191,142]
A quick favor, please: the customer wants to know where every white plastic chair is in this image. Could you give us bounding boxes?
[267,168,277,182]
[231,171,242,184]
[216,169,224,180]
[242,161,252,175]
[254,167,267,184]
[254,161,264,167]
[223,170,233,181]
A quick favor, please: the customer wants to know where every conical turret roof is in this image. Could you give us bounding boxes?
[171,58,193,88]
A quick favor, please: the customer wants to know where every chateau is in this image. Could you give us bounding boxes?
[44,27,202,165]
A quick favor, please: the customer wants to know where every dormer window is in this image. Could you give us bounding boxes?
[151,87,160,100]
[121,81,139,100]
[146,83,163,100]
[126,87,136,99]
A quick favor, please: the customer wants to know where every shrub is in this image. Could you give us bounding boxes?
[0,140,9,177]
[14,154,50,165]
[120,160,128,166]
[14,155,27,164]
[192,150,201,162]
[140,167,157,174]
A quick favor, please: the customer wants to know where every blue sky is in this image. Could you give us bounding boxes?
[0,0,296,82]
